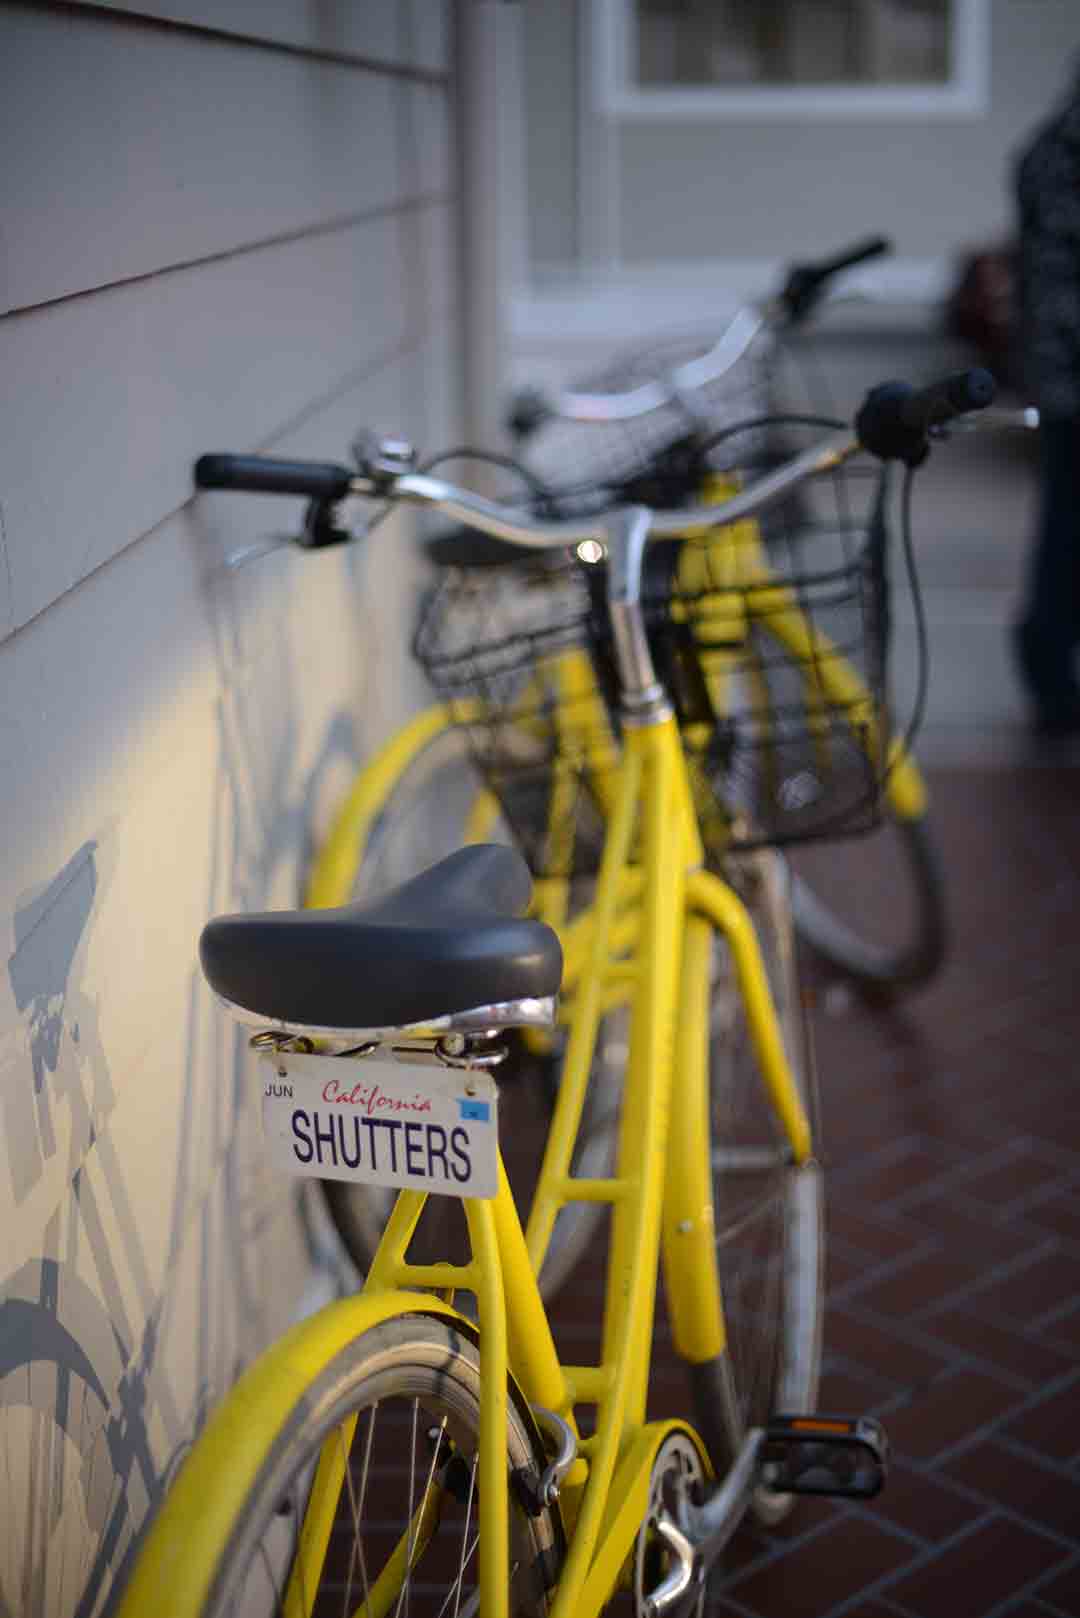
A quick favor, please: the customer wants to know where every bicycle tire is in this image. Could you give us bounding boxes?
[689,849,824,1528]
[314,721,616,1300]
[118,1311,561,1617]
[789,807,947,994]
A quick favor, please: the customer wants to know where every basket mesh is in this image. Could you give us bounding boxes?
[519,328,776,496]
[414,421,892,873]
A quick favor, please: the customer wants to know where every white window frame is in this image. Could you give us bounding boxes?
[595,0,989,121]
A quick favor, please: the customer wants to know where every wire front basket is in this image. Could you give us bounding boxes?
[518,328,777,499]
[413,422,895,875]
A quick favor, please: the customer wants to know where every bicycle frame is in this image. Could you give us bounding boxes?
[136,363,999,1616]
[291,467,901,1613]
[299,711,813,1618]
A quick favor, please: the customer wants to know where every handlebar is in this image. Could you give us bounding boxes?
[507,306,770,436]
[508,234,893,438]
[855,369,996,467]
[194,453,353,500]
[194,366,995,551]
[195,440,852,550]
[948,404,1040,433]
[778,235,891,324]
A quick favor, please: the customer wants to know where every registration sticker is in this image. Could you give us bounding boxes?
[258,1050,499,1199]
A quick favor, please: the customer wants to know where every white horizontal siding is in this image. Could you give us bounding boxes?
[0,312,457,1612]
[408,79,456,198]
[2,8,451,314]
[0,485,366,1604]
[78,0,451,72]
[0,326,454,927]
[1,204,460,638]
[0,511,12,639]
[2,3,460,1611]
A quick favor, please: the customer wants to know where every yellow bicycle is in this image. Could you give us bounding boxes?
[116,367,992,1616]
[506,234,948,997]
[310,405,927,1286]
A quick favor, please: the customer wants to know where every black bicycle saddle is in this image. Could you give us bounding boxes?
[199,844,562,1030]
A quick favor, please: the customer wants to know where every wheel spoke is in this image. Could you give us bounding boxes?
[435,1521,480,1618]
[391,1400,420,1618]
[450,1455,478,1618]
[711,1145,789,1172]
[124,1310,557,1617]
[713,1193,784,1249]
[354,1403,379,1614]
[339,1409,376,1618]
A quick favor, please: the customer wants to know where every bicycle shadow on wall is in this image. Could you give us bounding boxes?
[0,503,369,1618]
[0,835,181,1617]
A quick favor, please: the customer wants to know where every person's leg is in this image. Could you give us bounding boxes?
[1014,417,1080,732]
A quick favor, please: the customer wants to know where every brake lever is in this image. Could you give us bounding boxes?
[297,497,353,550]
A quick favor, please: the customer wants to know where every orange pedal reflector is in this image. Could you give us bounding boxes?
[761,1414,888,1499]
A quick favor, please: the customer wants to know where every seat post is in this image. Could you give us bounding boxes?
[603,506,673,728]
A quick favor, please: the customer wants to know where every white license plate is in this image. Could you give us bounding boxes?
[259,1050,499,1199]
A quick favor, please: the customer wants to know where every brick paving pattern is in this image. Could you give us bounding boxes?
[538,765,1080,1616]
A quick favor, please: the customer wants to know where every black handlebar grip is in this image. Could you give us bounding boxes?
[194,453,353,500]
[856,367,996,466]
[780,235,892,323]
[814,235,892,278]
[898,367,996,434]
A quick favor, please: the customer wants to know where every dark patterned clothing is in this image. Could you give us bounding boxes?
[1014,74,1080,729]
[1015,419,1080,728]
[1016,77,1080,419]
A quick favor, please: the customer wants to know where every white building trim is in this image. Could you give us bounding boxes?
[595,0,989,122]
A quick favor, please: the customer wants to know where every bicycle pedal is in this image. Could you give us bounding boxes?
[760,1414,887,1500]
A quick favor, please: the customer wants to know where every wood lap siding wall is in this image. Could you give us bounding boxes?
[0,5,458,1613]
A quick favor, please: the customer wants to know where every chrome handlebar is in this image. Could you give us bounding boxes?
[348,428,859,550]
[542,304,772,427]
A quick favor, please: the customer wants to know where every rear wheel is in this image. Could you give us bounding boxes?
[120,1314,562,1617]
[689,849,824,1528]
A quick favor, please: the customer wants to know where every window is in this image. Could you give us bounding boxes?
[597,0,988,119]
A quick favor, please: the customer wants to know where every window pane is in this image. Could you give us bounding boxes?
[636,0,952,89]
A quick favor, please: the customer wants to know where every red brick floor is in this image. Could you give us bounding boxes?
[546,765,1080,1616]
